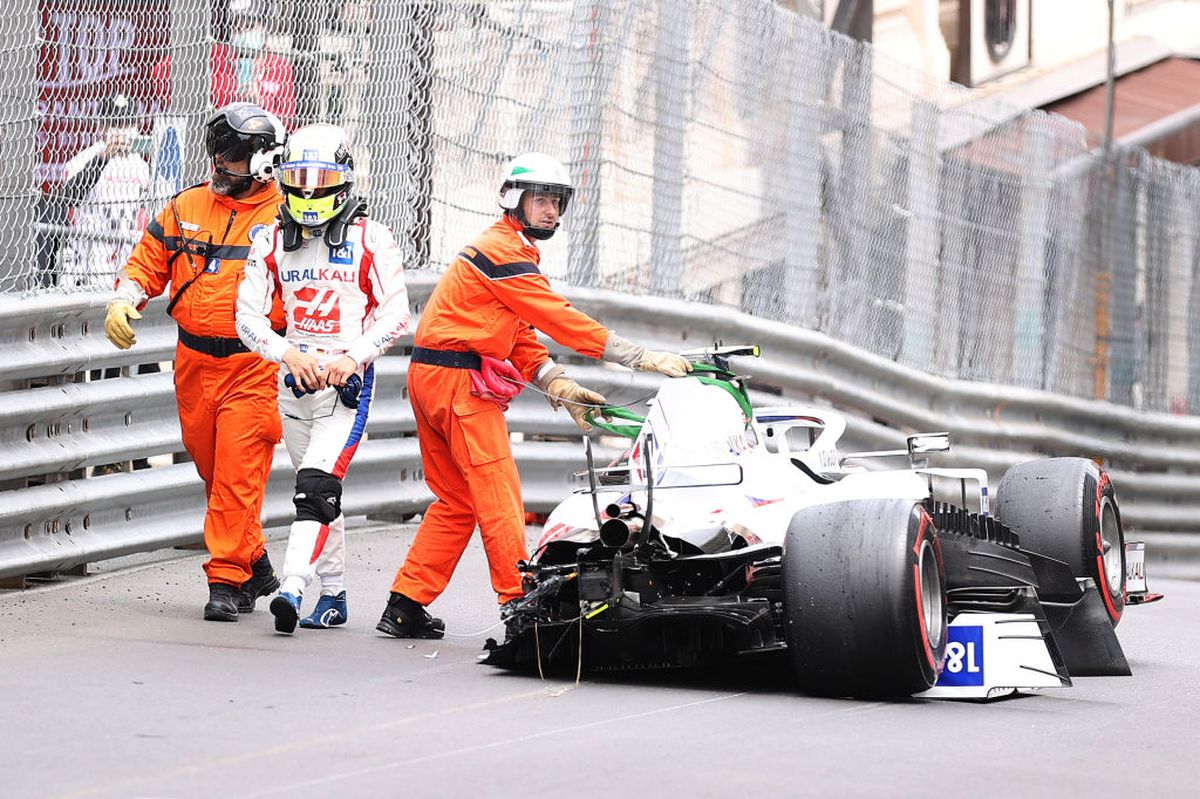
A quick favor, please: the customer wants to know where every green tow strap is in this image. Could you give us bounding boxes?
[687,364,755,420]
[584,405,645,438]
[582,364,753,438]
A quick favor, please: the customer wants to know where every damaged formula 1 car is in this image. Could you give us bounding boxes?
[482,346,1162,699]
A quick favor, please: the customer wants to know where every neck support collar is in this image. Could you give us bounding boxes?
[279,197,369,252]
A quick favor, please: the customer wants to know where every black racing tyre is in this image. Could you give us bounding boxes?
[996,458,1125,626]
[783,499,947,698]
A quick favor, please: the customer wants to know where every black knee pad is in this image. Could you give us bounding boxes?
[294,468,342,524]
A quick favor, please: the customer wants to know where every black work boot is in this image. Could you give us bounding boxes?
[237,552,281,613]
[376,592,445,639]
[204,583,240,622]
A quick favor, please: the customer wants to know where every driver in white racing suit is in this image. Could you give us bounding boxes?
[236,123,411,633]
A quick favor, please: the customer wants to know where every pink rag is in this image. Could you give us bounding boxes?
[469,356,524,411]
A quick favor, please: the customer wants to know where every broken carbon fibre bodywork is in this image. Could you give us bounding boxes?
[483,346,1158,698]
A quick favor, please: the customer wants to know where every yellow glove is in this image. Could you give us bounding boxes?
[546,376,607,432]
[104,300,142,350]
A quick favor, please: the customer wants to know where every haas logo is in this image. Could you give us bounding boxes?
[293,286,341,334]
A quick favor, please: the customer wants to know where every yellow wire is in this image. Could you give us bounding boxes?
[584,603,609,619]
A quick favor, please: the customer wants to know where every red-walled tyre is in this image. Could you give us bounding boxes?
[997,458,1125,626]
[783,499,947,698]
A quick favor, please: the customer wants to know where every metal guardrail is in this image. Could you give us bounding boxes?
[583,289,1200,527]
[2,272,1198,579]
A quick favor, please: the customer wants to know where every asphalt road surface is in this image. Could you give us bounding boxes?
[1,519,1195,799]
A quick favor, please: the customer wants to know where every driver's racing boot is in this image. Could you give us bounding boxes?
[269,591,302,635]
[376,592,445,639]
[203,583,240,622]
[300,591,348,629]
[237,552,281,613]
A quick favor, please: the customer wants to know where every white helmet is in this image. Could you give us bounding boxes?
[278,124,355,227]
[498,152,574,240]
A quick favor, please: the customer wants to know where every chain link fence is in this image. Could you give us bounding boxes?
[3,0,1199,413]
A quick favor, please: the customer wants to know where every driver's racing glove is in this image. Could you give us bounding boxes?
[603,332,692,377]
[104,300,142,350]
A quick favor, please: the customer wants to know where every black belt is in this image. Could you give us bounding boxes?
[178,327,286,358]
[411,346,481,370]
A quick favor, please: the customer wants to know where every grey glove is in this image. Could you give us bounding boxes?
[603,332,692,377]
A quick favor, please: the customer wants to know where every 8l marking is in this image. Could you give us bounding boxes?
[938,625,984,686]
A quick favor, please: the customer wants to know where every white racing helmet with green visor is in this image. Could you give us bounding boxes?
[498,152,574,240]
[279,124,355,227]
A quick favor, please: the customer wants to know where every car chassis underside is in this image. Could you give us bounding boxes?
[481,500,1129,680]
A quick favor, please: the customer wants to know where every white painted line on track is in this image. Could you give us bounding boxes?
[241,691,750,797]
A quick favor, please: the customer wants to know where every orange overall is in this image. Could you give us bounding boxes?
[119,183,285,587]
[393,215,609,604]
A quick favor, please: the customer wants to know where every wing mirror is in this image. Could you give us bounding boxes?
[907,432,950,467]
[908,432,950,454]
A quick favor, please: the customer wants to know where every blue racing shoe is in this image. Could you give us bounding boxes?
[269,591,302,634]
[299,591,348,629]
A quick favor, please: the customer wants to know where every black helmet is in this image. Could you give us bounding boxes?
[204,102,287,181]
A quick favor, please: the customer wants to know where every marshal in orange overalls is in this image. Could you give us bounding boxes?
[117,182,285,587]
[393,215,608,604]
